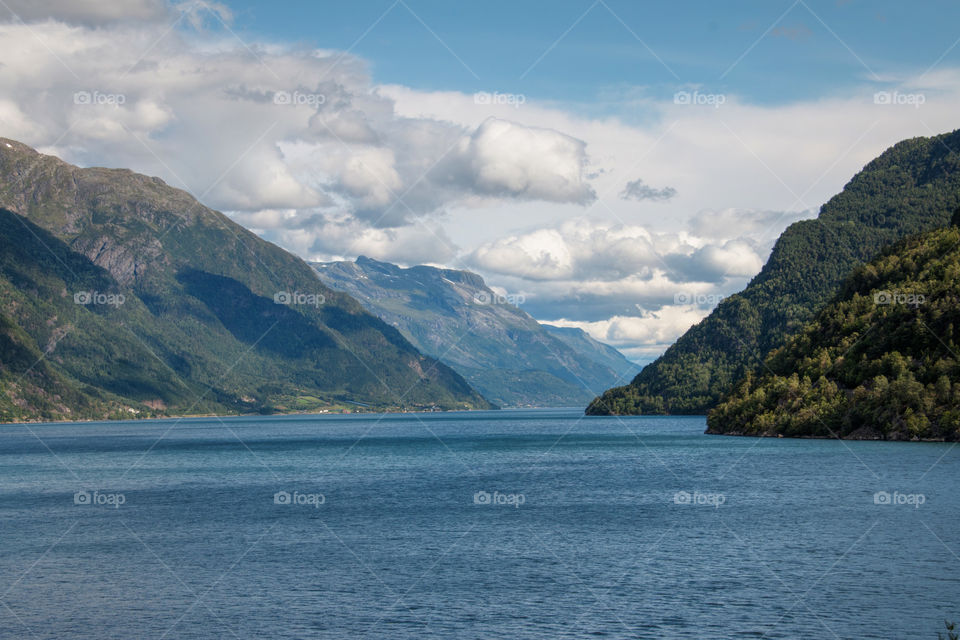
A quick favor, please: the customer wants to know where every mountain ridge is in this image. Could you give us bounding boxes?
[587,129,960,416]
[314,256,639,407]
[0,138,492,422]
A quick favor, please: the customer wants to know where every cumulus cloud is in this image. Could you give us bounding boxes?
[467,217,762,284]
[0,12,597,229]
[663,239,765,283]
[620,179,676,202]
[549,305,714,363]
[230,209,459,266]
[305,218,459,266]
[459,119,595,204]
[463,216,782,360]
[469,228,574,280]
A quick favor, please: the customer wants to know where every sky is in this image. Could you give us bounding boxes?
[1,0,959,363]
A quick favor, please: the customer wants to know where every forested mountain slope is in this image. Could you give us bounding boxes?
[707,222,960,440]
[588,129,960,415]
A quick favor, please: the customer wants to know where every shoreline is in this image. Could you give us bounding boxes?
[0,405,507,427]
[704,428,955,443]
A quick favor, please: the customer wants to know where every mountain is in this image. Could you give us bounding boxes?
[540,323,639,377]
[0,138,492,422]
[706,222,960,441]
[588,129,960,416]
[313,257,639,407]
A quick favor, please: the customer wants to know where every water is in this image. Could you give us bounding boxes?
[0,409,957,639]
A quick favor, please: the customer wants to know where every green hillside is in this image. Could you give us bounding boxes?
[0,139,491,422]
[588,129,960,416]
[707,222,960,440]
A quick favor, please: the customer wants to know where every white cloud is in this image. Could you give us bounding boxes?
[469,227,574,280]
[0,15,597,227]
[467,217,762,284]
[382,78,960,242]
[686,208,815,242]
[305,218,458,266]
[693,240,765,278]
[462,215,796,361]
[337,146,405,210]
[550,305,713,362]
[664,238,765,283]
[459,118,595,204]
[230,209,459,267]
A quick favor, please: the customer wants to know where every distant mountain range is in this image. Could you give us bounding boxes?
[708,220,960,441]
[314,257,639,407]
[588,129,960,416]
[0,138,491,422]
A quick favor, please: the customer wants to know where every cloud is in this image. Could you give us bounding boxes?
[549,305,714,363]
[620,179,676,202]
[462,217,766,336]
[229,209,459,266]
[458,119,596,205]
[685,208,815,241]
[467,217,765,284]
[304,217,459,266]
[469,228,574,280]
[286,115,596,227]
[461,213,793,359]
[663,239,765,283]
[383,73,960,238]
[0,15,596,229]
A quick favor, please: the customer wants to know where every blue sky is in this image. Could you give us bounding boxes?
[2,0,959,362]
[222,0,960,107]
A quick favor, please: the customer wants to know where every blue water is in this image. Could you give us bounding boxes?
[1,409,957,639]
